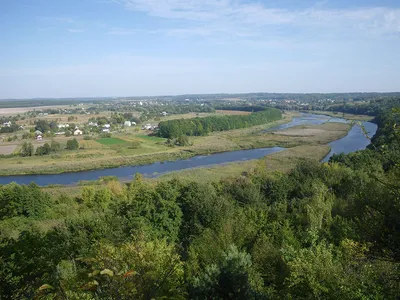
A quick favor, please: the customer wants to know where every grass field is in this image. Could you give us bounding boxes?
[96,138,129,145]
[135,135,166,142]
[215,110,251,115]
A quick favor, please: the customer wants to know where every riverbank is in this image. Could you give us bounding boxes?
[40,144,332,197]
[0,113,297,176]
[306,110,374,121]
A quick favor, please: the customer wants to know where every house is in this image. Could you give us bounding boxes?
[143,124,152,130]
[161,111,168,116]
[58,124,69,129]
[34,130,43,136]
[3,121,11,127]
[103,124,111,129]
[74,129,83,136]
[102,128,110,133]
[124,121,132,127]
[132,122,137,126]
[36,135,43,141]
[55,132,65,136]
[88,122,98,127]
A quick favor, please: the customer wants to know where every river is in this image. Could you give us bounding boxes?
[0,114,377,186]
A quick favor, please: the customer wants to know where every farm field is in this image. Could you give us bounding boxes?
[96,137,129,145]
[0,105,71,116]
[0,145,18,155]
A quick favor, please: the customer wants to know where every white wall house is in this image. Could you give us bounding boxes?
[74,129,83,136]
[58,124,70,129]
[124,121,132,127]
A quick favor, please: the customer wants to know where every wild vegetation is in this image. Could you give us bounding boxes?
[0,103,399,298]
[158,108,282,138]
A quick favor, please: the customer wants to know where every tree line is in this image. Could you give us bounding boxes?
[157,108,282,138]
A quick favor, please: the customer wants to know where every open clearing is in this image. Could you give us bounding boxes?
[96,138,129,145]
[216,110,251,115]
[0,105,71,116]
[135,135,165,142]
[274,128,325,136]
[0,145,18,155]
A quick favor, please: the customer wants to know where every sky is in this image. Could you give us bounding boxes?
[0,0,400,99]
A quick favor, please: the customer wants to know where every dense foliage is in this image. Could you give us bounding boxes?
[66,138,79,150]
[34,120,58,133]
[158,108,282,138]
[0,124,20,134]
[0,107,399,299]
[328,97,400,116]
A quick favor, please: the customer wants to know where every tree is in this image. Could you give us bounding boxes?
[22,132,31,139]
[190,245,264,299]
[36,143,51,156]
[66,138,79,150]
[177,135,190,146]
[20,142,34,157]
[41,236,185,299]
[50,140,61,153]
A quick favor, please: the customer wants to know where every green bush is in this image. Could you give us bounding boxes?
[66,138,79,150]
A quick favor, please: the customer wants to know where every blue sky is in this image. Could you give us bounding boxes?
[1,0,399,98]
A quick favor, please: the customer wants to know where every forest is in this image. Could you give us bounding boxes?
[0,102,399,299]
[157,108,282,138]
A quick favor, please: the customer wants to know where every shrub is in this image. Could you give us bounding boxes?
[20,142,34,157]
[66,138,79,150]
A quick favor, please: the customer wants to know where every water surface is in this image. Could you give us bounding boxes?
[0,147,285,186]
[322,121,378,162]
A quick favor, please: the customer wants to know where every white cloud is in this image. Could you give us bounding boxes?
[115,0,400,38]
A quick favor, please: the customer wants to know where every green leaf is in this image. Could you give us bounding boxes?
[38,284,54,291]
[100,269,114,276]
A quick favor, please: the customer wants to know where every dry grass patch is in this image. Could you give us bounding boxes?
[216,110,251,115]
[0,145,18,155]
[274,128,326,136]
